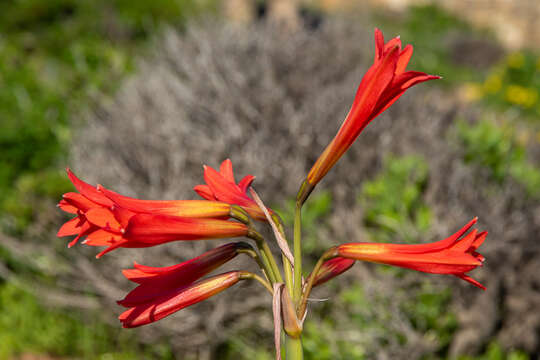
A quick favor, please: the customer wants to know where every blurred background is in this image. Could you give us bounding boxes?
[1,0,539,359]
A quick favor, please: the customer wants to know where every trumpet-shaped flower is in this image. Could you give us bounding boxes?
[119,271,243,328]
[306,29,440,189]
[57,169,240,253]
[337,218,487,289]
[118,242,249,307]
[194,159,270,221]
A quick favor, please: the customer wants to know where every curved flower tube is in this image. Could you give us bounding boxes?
[119,271,243,328]
[337,218,487,289]
[194,159,270,221]
[119,242,250,307]
[57,169,234,249]
[80,208,248,257]
[304,28,440,195]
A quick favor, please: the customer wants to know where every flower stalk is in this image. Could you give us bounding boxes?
[57,28,488,360]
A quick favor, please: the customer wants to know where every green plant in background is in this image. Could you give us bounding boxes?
[0,0,208,232]
[469,51,540,118]
[0,283,173,360]
[456,119,540,197]
[359,155,431,243]
[376,4,492,84]
[458,343,529,360]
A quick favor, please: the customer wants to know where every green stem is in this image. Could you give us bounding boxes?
[293,201,302,303]
[272,213,294,297]
[238,247,271,283]
[297,247,338,318]
[239,271,273,294]
[248,229,283,283]
[260,238,284,283]
[285,334,303,360]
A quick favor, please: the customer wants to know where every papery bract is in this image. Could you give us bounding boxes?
[337,218,487,289]
[305,29,440,191]
[119,271,242,328]
[194,159,270,221]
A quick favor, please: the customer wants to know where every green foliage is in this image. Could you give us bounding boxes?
[402,283,457,353]
[471,51,540,118]
[0,283,173,360]
[376,4,488,84]
[0,0,207,231]
[276,191,333,254]
[359,154,431,243]
[458,343,529,360]
[456,119,540,196]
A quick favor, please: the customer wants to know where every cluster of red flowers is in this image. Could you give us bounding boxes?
[58,29,486,334]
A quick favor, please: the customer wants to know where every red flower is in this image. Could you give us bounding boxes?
[57,169,248,257]
[309,257,355,287]
[118,242,248,308]
[306,29,440,188]
[194,159,269,221]
[119,271,243,328]
[337,218,487,289]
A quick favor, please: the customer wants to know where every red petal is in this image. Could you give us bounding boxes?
[374,28,385,61]
[455,273,486,290]
[383,37,402,55]
[62,192,99,212]
[219,159,235,183]
[238,175,255,193]
[313,257,355,287]
[370,71,440,120]
[84,229,123,246]
[203,166,250,206]
[124,214,248,243]
[57,217,84,237]
[67,221,95,248]
[66,168,114,207]
[396,44,413,74]
[451,229,477,252]
[84,207,122,231]
[58,199,78,214]
[471,231,487,251]
[119,272,241,328]
[193,185,216,200]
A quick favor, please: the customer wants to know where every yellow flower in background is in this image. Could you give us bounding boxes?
[462,83,483,102]
[507,52,525,69]
[505,85,538,108]
[483,74,502,94]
